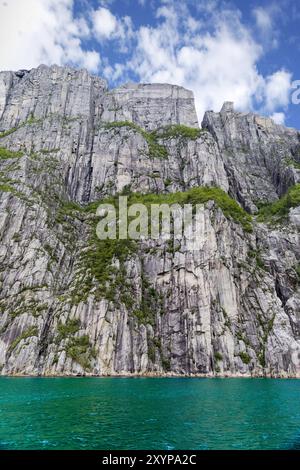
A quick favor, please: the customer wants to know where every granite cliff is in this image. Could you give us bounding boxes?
[0,64,299,377]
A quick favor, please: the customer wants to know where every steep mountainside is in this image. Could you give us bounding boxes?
[0,64,299,377]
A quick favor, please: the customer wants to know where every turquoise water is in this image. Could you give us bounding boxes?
[0,377,300,450]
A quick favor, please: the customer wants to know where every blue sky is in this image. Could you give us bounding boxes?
[0,0,299,128]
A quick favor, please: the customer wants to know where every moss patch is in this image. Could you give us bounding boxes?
[257,184,300,223]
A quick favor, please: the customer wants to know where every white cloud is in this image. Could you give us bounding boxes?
[92,7,117,40]
[103,62,126,82]
[0,0,293,125]
[121,3,292,123]
[253,7,273,33]
[82,50,101,72]
[92,6,134,49]
[126,5,261,120]
[264,70,292,112]
[270,112,285,125]
[0,0,101,73]
[252,4,281,49]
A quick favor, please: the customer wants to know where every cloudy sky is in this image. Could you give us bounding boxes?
[0,0,299,127]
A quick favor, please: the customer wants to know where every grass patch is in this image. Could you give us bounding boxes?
[56,197,137,304]
[55,200,83,224]
[9,299,48,319]
[0,127,19,139]
[285,157,300,170]
[239,351,251,365]
[214,352,223,361]
[103,121,168,159]
[0,115,42,139]
[12,233,21,242]
[257,184,300,223]
[103,122,205,158]
[258,352,266,368]
[103,120,139,131]
[0,147,23,160]
[81,236,137,302]
[55,318,95,370]
[155,124,202,140]
[126,186,252,232]
[248,249,267,271]
[164,178,172,187]
[147,337,162,362]
[0,181,23,198]
[0,183,15,193]
[131,275,163,326]
[8,326,38,352]
[57,318,80,342]
[66,335,96,370]
[255,254,266,271]
[161,356,171,371]
[40,148,60,155]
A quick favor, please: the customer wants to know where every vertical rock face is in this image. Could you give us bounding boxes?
[100,82,199,130]
[0,65,107,124]
[0,65,299,377]
[202,103,300,212]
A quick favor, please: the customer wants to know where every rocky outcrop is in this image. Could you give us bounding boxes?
[0,64,299,377]
[100,82,199,131]
[202,102,300,212]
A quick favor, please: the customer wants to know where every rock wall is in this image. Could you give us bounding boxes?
[0,64,299,377]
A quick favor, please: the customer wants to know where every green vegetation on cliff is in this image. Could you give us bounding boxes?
[257,184,300,223]
[0,147,23,160]
[155,124,203,140]
[103,121,168,159]
[239,352,251,365]
[57,185,252,316]
[285,157,300,170]
[126,186,252,232]
[0,114,42,139]
[66,335,96,370]
[103,121,206,158]
[8,326,38,353]
[56,319,80,342]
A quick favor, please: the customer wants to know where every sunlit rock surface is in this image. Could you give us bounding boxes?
[0,65,299,377]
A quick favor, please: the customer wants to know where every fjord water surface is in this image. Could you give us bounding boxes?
[0,377,300,450]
